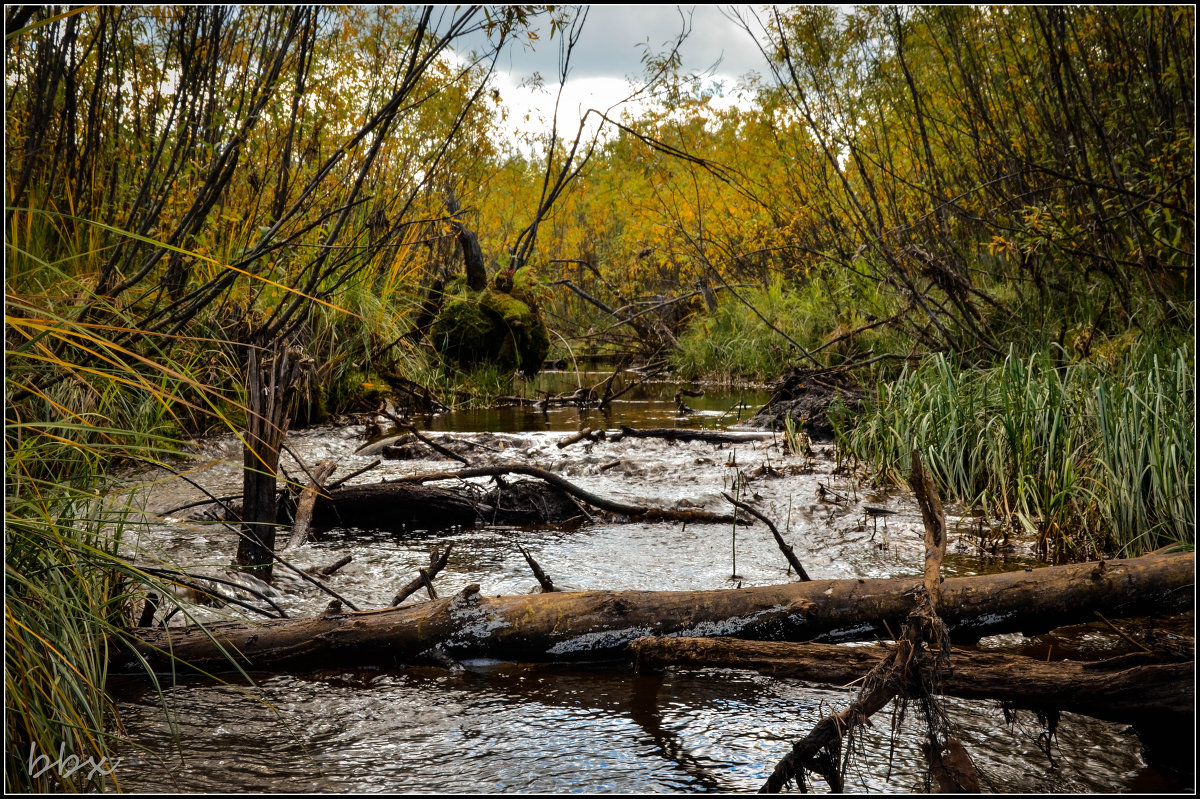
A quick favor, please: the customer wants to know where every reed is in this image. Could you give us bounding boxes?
[1093,347,1195,554]
[5,246,243,791]
[839,344,1194,559]
[5,415,192,792]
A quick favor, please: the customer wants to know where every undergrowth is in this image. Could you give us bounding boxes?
[672,272,907,381]
[839,342,1195,560]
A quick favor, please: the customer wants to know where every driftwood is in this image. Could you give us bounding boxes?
[593,356,628,408]
[628,636,1194,727]
[391,546,453,606]
[396,464,746,525]
[517,543,558,592]
[383,410,472,465]
[723,493,810,581]
[619,426,775,445]
[315,555,352,578]
[758,451,959,793]
[113,552,1193,675]
[557,428,596,449]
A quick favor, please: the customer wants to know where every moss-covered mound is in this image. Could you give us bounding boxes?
[430,287,549,376]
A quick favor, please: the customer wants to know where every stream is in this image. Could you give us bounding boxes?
[107,375,1176,793]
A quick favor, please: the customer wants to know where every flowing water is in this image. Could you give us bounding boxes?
[107,375,1177,793]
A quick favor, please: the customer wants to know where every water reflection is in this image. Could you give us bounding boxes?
[419,372,770,433]
[113,664,1154,793]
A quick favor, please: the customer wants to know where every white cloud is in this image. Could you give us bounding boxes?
[452,5,770,150]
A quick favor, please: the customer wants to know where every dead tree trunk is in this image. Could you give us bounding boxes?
[237,344,302,581]
[113,552,1193,675]
[628,636,1194,728]
[445,191,486,291]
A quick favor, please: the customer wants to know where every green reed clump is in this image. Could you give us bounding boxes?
[5,286,234,792]
[1093,346,1195,554]
[840,344,1194,559]
[5,489,130,793]
[4,411,198,793]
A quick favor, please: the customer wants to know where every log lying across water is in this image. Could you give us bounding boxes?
[618,426,775,444]
[301,466,743,531]
[628,636,1193,726]
[113,552,1193,675]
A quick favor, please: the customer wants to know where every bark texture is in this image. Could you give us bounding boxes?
[629,636,1194,726]
[114,552,1194,675]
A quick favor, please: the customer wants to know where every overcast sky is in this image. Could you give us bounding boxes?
[447,5,775,144]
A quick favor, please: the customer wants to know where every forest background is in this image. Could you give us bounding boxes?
[4,5,1194,791]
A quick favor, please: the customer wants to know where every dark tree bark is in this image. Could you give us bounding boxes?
[445,191,486,291]
[237,345,302,580]
[628,636,1194,727]
[113,552,1194,675]
[618,426,776,444]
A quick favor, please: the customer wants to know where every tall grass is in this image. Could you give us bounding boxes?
[840,344,1194,560]
[5,256,240,791]
[6,484,135,792]
[1093,347,1195,553]
[4,374,206,791]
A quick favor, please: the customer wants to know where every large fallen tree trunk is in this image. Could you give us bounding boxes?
[395,464,745,524]
[304,467,738,531]
[113,552,1193,675]
[617,426,776,444]
[628,636,1194,727]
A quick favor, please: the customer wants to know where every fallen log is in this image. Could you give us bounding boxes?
[557,428,595,449]
[619,426,775,445]
[758,451,962,793]
[288,473,597,532]
[396,464,745,525]
[112,552,1193,675]
[311,482,486,530]
[628,636,1195,726]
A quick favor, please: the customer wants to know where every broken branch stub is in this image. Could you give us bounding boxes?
[238,344,304,581]
[759,451,961,793]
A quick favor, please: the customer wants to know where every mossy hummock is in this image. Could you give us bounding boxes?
[431,285,549,376]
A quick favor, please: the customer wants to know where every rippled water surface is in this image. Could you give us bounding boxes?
[109,380,1175,793]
